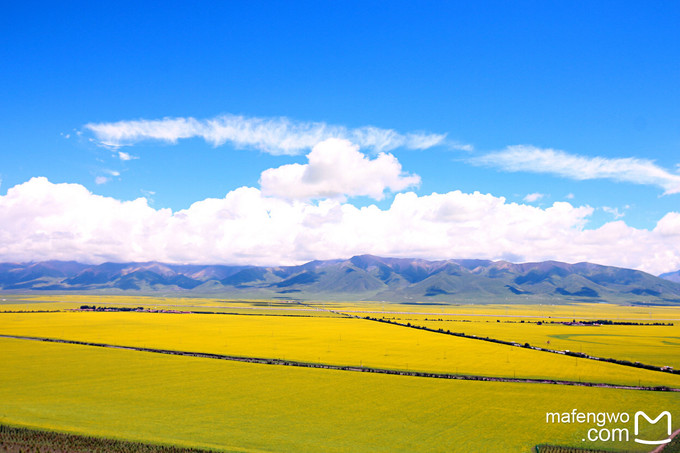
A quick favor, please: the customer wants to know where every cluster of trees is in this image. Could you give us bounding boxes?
[588,354,676,373]
[496,319,673,326]
[79,305,144,312]
[536,319,674,326]
[575,319,674,326]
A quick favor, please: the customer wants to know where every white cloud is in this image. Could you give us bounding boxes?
[471,145,680,194]
[83,114,449,155]
[655,212,680,237]
[451,143,474,152]
[602,206,625,219]
[117,151,137,161]
[565,193,575,200]
[2,177,680,274]
[523,192,544,203]
[94,170,120,185]
[140,189,156,205]
[259,138,420,200]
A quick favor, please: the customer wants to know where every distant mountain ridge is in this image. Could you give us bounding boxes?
[1,255,680,304]
[659,270,680,284]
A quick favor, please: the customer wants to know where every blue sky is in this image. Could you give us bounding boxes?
[1,2,679,273]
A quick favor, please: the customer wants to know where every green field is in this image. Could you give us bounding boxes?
[1,296,679,452]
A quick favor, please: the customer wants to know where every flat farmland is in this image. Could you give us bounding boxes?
[0,337,677,453]
[320,302,680,369]
[1,297,679,452]
[0,295,338,317]
[1,310,679,388]
[313,301,680,322]
[403,318,680,369]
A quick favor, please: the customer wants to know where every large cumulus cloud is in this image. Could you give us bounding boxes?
[259,138,420,200]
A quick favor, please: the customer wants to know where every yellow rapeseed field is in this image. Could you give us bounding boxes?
[407,318,680,369]
[1,309,678,387]
[0,295,339,317]
[315,301,680,322]
[308,301,680,369]
[1,337,677,452]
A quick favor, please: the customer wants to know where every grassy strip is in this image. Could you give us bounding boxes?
[657,429,680,453]
[0,424,219,453]
[535,445,635,453]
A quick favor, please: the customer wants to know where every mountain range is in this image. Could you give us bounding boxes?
[1,255,680,304]
[659,270,680,284]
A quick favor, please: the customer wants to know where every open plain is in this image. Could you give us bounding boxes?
[1,296,679,452]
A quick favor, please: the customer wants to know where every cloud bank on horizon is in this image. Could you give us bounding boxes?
[2,137,680,275]
[84,114,452,155]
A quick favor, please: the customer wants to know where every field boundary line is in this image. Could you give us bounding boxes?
[352,314,680,377]
[0,333,678,392]
[297,301,680,377]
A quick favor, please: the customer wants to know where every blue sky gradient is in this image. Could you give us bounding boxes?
[1,2,679,273]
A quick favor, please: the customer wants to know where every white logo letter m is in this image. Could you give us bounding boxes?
[634,411,672,445]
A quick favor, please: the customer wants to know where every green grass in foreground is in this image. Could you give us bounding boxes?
[535,446,635,453]
[660,431,680,453]
[0,424,220,452]
[1,337,677,452]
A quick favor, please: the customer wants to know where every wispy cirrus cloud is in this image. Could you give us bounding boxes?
[84,114,450,155]
[471,145,680,195]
